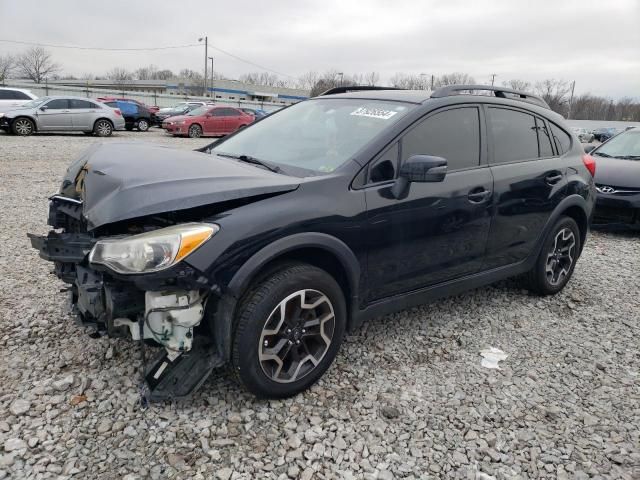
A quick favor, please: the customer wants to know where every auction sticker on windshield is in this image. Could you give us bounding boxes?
[350,107,398,120]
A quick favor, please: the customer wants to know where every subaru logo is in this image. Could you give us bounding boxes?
[597,186,616,194]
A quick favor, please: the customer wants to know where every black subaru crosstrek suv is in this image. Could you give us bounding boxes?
[29,85,597,401]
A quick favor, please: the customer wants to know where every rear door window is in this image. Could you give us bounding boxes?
[70,99,96,109]
[536,118,555,157]
[488,107,538,163]
[550,123,572,155]
[0,89,31,100]
[401,107,481,171]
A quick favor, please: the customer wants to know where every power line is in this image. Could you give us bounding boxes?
[0,38,296,78]
[0,39,200,51]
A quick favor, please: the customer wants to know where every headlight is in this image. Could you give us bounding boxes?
[175,121,185,125]
[89,223,218,274]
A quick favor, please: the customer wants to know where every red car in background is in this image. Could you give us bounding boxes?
[163,105,254,138]
[96,97,160,114]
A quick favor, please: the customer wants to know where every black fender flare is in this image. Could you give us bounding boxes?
[529,194,591,264]
[212,232,361,361]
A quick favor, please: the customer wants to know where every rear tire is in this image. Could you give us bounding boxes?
[12,117,35,136]
[137,119,149,132]
[93,119,113,137]
[231,263,346,398]
[525,216,581,295]
[188,124,202,138]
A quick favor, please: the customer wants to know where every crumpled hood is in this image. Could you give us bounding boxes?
[60,142,300,229]
[593,156,640,189]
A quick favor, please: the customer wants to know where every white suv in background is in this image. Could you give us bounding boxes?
[0,87,38,113]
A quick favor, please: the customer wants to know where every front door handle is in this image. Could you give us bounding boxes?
[545,173,563,185]
[467,188,492,203]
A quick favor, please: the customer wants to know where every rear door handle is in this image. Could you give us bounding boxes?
[467,188,492,203]
[545,173,563,185]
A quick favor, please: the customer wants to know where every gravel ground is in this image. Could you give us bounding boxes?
[0,129,639,480]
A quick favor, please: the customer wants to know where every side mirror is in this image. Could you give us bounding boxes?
[40,105,48,111]
[583,144,596,154]
[399,155,447,182]
[391,155,447,199]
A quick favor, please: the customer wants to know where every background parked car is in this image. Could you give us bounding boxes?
[153,102,207,126]
[571,127,594,143]
[163,105,254,138]
[240,107,269,119]
[0,96,125,136]
[103,100,153,131]
[97,96,159,113]
[586,127,640,228]
[0,87,38,113]
[592,127,618,142]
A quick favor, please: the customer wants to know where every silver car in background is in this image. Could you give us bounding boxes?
[0,87,38,113]
[0,96,125,136]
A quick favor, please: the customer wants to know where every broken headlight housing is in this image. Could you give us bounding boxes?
[89,223,218,274]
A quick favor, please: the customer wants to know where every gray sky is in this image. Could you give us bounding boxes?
[1,0,638,98]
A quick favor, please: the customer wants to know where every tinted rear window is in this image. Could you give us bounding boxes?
[488,108,538,163]
[550,123,572,155]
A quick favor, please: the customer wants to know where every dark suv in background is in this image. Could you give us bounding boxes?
[30,85,596,402]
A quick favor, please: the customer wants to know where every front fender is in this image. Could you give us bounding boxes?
[211,232,361,362]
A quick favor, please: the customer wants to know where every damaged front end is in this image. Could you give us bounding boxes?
[29,196,223,402]
[28,143,300,401]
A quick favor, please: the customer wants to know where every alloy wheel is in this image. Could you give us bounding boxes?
[545,228,576,286]
[189,125,202,138]
[14,119,33,136]
[138,119,149,131]
[96,120,112,136]
[259,289,336,383]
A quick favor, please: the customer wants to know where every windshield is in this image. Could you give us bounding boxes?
[594,130,640,159]
[20,97,48,108]
[212,98,414,174]
[187,106,210,116]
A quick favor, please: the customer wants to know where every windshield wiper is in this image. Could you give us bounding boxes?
[593,151,612,158]
[216,153,282,173]
[616,155,640,160]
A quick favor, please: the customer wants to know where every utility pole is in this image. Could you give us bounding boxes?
[567,80,576,119]
[490,74,497,86]
[199,36,208,97]
[209,57,214,99]
[337,72,344,87]
[430,74,435,90]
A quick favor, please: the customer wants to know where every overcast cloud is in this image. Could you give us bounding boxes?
[1,0,638,98]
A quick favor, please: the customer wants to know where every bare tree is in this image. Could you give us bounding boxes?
[0,54,15,85]
[16,47,60,83]
[80,72,95,81]
[362,71,380,86]
[434,72,476,87]
[390,73,425,89]
[296,71,319,90]
[502,79,532,92]
[535,79,571,116]
[179,69,203,81]
[107,67,133,83]
[155,69,174,80]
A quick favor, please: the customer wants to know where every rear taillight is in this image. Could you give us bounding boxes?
[582,154,596,177]
[114,109,122,116]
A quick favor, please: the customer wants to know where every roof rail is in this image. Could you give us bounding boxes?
[319,85,402,96]
[431,84,550,109]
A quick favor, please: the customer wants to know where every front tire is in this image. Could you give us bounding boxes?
[93,119,113,137]
[12,117,35,136]
[232,263,346,398]
[525,216,581,295]
[188,124,202,138]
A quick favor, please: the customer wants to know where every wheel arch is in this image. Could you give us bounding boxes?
[535,194,591,260]
[93,117,114,128]
[211,233,361,361]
